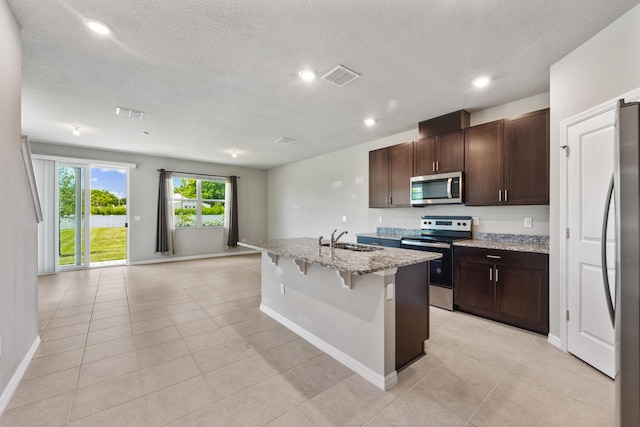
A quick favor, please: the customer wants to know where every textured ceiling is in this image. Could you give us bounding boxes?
[7,0,640,169]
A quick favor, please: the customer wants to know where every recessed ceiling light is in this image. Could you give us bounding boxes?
[72,126,81,136]
[85,18,113,36]
[364,118,376,126]
[231,150,238,158]
[472,76,491,88]
[298,69,316,81]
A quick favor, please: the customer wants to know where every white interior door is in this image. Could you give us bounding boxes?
[566,109,616,378]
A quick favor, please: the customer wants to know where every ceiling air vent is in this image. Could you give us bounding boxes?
[116,107,144,119]
[275,137,296,145]
[321,65,361,87]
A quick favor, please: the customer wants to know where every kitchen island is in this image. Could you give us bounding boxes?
[240,237,441,390]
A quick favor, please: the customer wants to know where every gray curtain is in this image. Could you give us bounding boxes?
[155,169,174,254]
[227,175,239,247]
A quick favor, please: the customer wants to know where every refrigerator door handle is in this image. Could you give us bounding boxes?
[601,173,616,328]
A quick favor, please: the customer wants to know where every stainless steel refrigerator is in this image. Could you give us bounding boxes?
[602,99,640,426]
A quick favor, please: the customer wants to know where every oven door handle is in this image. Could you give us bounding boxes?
[447,178,453,199]
[401,240,451,249]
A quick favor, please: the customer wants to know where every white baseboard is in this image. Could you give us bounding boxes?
[0,335,41,416]
[129,249,258,265]
[547,333,562,350]
[260,304,397,390]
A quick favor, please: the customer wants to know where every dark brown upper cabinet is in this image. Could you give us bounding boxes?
[414,129,465,176]
[464,108,550,206]
[503,109,550,205]
[369,142,413,208]
[464,120,504,205]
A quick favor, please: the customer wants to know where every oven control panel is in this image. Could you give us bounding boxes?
[421,216,472,232]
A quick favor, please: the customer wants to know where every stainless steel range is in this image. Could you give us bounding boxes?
[401,216,472,310]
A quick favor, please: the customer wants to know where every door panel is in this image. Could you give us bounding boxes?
[504,109,549,204]
[567,109,616,378]
[388,142,413,206]
[369,148,389,208]
[464,120,504,205]
[58,165,87,268]
[414,137,436,176]
[454,259,495,315]
[436,130,464,174]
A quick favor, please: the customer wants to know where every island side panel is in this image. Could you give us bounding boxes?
[394,261,429,370]
[259,253,394,381]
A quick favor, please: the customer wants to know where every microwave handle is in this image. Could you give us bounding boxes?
[447,178,452,198]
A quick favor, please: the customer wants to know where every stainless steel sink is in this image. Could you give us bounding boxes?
[321,242,383,252]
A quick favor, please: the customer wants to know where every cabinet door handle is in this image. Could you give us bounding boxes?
[498,190,502,201]
[436,161,439,172]
[489,268,492,281]
[495,268,499,282]
[389,196,392,205]
[486,255,501,259]
[505,190,508,202]
[432,162,435,172]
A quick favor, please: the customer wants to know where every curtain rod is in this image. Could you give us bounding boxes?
[157,169,239,179]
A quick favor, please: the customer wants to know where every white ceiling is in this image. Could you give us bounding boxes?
[8,0,639,169]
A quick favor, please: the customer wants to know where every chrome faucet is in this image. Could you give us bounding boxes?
[330,229,348,249]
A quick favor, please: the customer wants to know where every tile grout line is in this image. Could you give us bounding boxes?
[65,268,101,427]
[461,328,534,425]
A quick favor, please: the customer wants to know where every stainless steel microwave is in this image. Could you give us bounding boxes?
[410,171,463,205]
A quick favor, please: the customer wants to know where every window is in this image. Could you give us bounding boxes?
[172,177,225,228]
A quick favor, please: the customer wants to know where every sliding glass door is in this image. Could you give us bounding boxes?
[58,164,89,268]
[56,163,129,270]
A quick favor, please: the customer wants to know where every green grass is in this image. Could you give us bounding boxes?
[59,227,126,265]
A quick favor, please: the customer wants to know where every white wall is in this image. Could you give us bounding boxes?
[29,143,268,264]
[267,94,550,242]
[549,4,640,339]
[0,0,39,413]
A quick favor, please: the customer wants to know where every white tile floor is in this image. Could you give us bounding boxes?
[0,254,614,426]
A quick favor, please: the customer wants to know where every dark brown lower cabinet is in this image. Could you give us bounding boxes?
[454,246,549,334]
[395,261,429,370]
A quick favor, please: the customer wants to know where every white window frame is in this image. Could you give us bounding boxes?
[172,175,225,228]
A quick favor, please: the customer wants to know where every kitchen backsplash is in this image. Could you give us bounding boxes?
[375,227,549,245]
[474,233,549,245]
[376,227,421,236]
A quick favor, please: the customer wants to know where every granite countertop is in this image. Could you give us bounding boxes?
[239,237,441,275]
[453,239,549,254]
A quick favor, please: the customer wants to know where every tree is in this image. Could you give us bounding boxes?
[202,180,225,200]
[58,167,80,219]
[91,189,119,208]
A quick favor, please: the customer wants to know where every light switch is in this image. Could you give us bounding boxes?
[342,216,347,222]
[378,216,383,224]
[386,283,394,301]
[280,283,285,295]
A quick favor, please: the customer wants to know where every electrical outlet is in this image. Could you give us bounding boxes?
[378,216,383,224]
[280,283,285,295]
[472,217,479,226]
[524,218,533,228]
[342,216,347,222]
